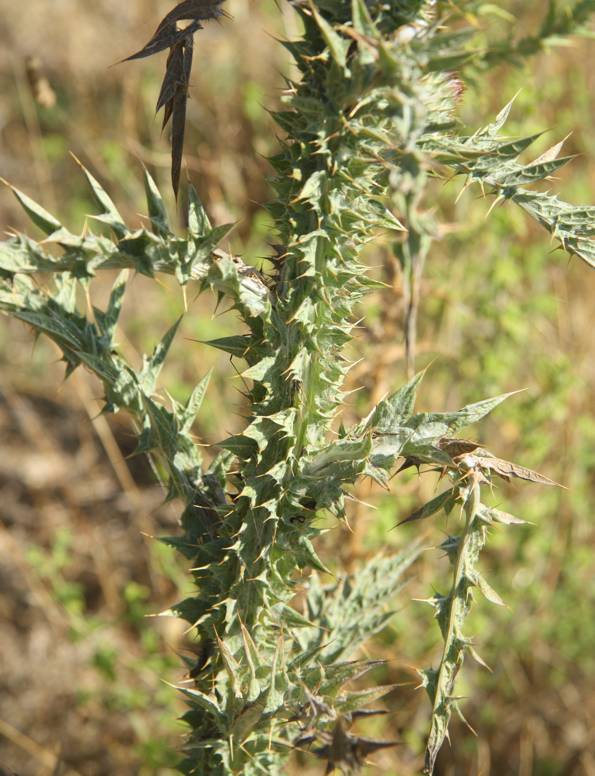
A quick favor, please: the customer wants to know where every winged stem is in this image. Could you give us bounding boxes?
[423,471,482,774]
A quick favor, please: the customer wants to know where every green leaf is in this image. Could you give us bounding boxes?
[437,391,519,433]
[494,132,545,159]
[473,572,505,606]
[93,270,128,341]
[351,0,377,37]
[192,223,236,264]
[296,536,331,575]
[242,356,275,382]
[310,544,423,663]
[310,5,349,69]
[371,370,425,432]
[139,317,182,394]
[13,309,81,349]
[217,434,258,459]
[475,94,517,137]
[4,182,62,236]
[143,166,171,236]
[187,185,212,238]
[480,506,527,525]
[398,489,455,526]
[298,171,327,205]
[203,335,252,357]
[496,155,575,187]
[178,686,223,720]
[337,683,398,713]
[74,156,127,238]
[181,370,212,433]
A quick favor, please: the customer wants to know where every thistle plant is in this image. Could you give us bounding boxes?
[1,1,594,774]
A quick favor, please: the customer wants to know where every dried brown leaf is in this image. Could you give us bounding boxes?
[437,437,482,457]
[312,718,399,775]
[123,0,227,198]
[170,37,194,197]
[123,21,200,62]
[472,455,560,486]
[160,0,228,27]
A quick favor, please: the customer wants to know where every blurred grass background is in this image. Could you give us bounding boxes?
[0,1,594,774]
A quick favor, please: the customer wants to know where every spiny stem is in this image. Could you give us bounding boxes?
[393,158,433,378]
[424,472,482,775]
[403,220,427,379]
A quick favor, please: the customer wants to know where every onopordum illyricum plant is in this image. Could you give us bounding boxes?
[2,1,595,773]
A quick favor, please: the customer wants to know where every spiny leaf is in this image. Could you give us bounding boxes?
[398,488,455,526]
[337,683,398,713]
[310,5,350,70]
[192,223,236,263]
[181,370,212,433]
[474,93,518,137]
[495,155,575,187]
[480,506,527,526]
[143,167,171,235]
[93,270,128,341]
[441,391,520,432]
[297,536,332,575]
[351,0,378,37]
[202,335,252,357]
[473,572,505,607]
[371,369,425,432]
[72,155,127,238]
[140,317,183,394]
[187,185,212,237]
[178,686,223,719]
[531,133,570,165]
[2,180,62,236]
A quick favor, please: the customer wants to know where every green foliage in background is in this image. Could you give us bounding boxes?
[1,1,595,775]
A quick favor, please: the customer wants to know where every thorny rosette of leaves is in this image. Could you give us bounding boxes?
[1,1,595,775]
